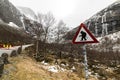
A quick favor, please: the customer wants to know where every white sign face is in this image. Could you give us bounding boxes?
[72,23,99,44]
[75,27,94,42]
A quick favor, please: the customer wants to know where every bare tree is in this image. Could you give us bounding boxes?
[24,18,44,57]
[32,22,44,57]
[37,12,56,43]
[55,20,69,43]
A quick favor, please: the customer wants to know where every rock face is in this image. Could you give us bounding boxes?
[0,0,43,42]
[0,0,23,27]
[85,0,120,36]
[64,0,120,40]
[17,7,37,21]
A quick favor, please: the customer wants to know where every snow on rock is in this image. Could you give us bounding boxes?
[106,67,114,73]
[41,61,67,73]
[8,22,20,29]
[71,66,76,70]
[25,14,36,21]
[88,71,92,75]
[60,63,66,67]
[41,61,48,65]
[48,66,58,73]
[113,45,120,51]
[47,65,66,73]
[89,31,120,52]
[17,7,37,21]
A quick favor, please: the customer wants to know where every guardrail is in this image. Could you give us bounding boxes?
[0,44,34,77]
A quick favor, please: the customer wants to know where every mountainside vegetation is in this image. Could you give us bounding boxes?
[0,0,120,80]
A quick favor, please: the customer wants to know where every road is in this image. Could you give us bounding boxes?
[0,44,34,57]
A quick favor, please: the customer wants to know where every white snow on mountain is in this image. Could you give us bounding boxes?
[8,22,20,29]
[90,31,120,52]
[17,7,37,21]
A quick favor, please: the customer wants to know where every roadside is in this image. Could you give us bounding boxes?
[0,54,81,80]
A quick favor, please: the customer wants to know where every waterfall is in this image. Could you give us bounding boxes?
[95,22,98,36]
[101,12,108,36]
[105,24,108,35]
[94,15,101,36]
[20,16,26,30]
[87,21,91,30]
[109,10,116,32]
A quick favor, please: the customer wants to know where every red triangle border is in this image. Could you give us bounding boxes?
[72,23,99,44]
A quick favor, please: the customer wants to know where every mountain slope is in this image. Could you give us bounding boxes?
[17,7,37,21]
[0,0,44,42]
[1,55,81,80]
[0,21,31,42]
[63,0,120,41]
[0,0,23,27]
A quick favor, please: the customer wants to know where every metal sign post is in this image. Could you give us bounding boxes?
[83,44,88,80]
[72,23,99,80]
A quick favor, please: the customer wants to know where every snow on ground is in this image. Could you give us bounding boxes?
[48,66,58,73]
[41,61,48,65]
[41,61,67,73]
[90,31,120,52]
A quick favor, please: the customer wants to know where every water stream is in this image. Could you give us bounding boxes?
[101,12,108,36]
[20,16,26,30]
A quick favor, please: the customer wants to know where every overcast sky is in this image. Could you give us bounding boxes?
[9,0,116,28]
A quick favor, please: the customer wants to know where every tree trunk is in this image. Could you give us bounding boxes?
[44,34,47,43]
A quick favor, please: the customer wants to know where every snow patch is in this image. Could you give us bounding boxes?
[48,66,58,73]
[8,22,19,29]
[71,66,76,70]
[90,31,120,52]
[41,61,67,73]
[41,61,48,65]
[25,14,36,21]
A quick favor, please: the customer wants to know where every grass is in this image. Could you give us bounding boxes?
[0,53,82,80]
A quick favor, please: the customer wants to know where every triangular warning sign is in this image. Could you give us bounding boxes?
[72,23,99,44]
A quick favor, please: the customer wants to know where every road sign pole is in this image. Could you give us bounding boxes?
[83,44,88,80]
[72,23,99,79]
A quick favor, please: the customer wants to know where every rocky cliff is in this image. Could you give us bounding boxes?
[0,0,43,42]
[63,0,120,40]
[85,0,120,36]
[17,7,37,21]
[0,0,23,27]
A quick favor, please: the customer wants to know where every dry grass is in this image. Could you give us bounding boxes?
[1,55,82,80]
